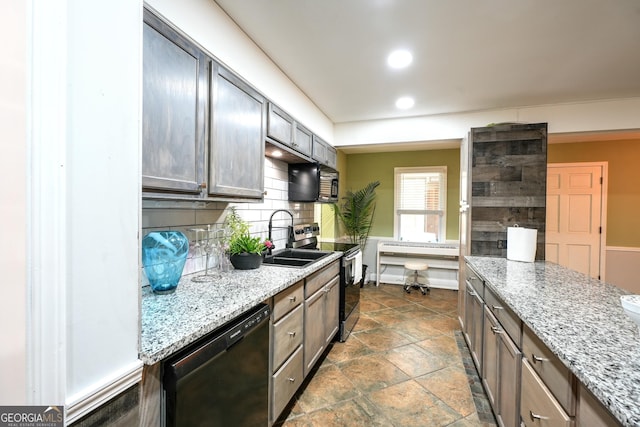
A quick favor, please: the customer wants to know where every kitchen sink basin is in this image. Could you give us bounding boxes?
[263,249,333,268]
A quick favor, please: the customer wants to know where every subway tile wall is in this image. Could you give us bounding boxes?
[141,158,315,282]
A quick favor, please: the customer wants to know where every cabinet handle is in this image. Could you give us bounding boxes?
[491,326,503,335]
[532,354,549,364]
[466,290,477,297]
[289,296,297,303]
[288,331,296,338]
[529,410,549,421]
[287,377,296,383]
[199,182,207,189]
[492,305,504,311]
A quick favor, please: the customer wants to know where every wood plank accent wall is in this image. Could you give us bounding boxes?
[470,123,547,260]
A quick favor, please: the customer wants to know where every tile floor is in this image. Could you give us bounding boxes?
[275,283,497,427]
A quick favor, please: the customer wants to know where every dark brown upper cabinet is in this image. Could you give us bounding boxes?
[312,135,337,169]
[267,103,312,158]
[208,65,266,199]
[142,9,208,196]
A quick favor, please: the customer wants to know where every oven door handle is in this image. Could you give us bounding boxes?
[344,250,361,262]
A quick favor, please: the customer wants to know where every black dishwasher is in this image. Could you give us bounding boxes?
[163,303,271,427]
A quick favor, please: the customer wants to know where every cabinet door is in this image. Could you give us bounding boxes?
[142,10,207,195]
[482,307,499,410]
[312,135,327,164]
[471,284,484,372]
[497,326,522,427]
[304,287,325,377]
[467,281,484,372]
[209,66,265,199]
[324,276,340,345]
[325,145,337,169]
[312,135,337,168]
[293,123,312,157]
[462,278,484,372]
[462,280,474,350]
[577,383,622,427]
[267,103,294,145]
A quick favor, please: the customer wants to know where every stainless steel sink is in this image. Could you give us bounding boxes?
[262,249,333,268]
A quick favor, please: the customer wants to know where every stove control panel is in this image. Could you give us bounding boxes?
[291,223,320,241]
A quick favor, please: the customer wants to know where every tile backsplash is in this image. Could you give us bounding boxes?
[140,158,315,283]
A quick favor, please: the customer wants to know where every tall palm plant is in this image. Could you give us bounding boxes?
[332,181,380,251]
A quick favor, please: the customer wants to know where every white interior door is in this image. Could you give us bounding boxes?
[546,163,605,278]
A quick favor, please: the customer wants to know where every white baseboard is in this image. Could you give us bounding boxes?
[65,360,143,424]
[374,273,459,290]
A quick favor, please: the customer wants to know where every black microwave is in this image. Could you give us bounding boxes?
[288,163,339,203]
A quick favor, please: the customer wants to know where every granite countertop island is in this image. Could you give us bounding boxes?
[140,252,342,364]
[465,256,640,427]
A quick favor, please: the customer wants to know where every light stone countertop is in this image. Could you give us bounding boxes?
[140,252,342,365]
[465,256,640,427]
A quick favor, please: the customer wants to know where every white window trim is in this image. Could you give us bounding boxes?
[393,166,447,242]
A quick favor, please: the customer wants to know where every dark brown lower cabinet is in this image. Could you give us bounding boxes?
[463,277,484,372]
[483,307,521,427]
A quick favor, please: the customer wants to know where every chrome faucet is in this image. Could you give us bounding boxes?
[268,209,294,254]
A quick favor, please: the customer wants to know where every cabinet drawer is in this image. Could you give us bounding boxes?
[273,280,303,321]
[272,304,303,371]
[521,359,573,427]
[485,286,522,346]
[272,345,303,420]
[523,325,576,416]
[465,263,484,300]
[305,261,340,297]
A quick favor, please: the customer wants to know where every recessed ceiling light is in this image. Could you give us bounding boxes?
[387,49,413,69]
[395,96,415,109]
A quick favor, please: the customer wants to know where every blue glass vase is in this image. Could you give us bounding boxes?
[142,231,189,294]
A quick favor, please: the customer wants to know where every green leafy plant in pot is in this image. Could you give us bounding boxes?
[224,207,266,270]
[332,181,380,285]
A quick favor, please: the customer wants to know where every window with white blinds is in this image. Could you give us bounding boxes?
[394,166,447,242]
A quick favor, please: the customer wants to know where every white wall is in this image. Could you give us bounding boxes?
[334,98,640,146]
[63,0,142,413]
[18,0,142,419]
[605,247,640,294]
[0,0,27,405]
[146,0,335,144]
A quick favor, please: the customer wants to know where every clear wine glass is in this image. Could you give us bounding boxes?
[192,225,218,282]
[216,227,231,273]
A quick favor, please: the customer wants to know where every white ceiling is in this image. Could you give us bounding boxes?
[214,0,640,126]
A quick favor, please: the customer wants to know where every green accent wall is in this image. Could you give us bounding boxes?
[548,139,640,247]
[341,148,460,241]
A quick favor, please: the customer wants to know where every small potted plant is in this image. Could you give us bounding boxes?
[224,207,266,270]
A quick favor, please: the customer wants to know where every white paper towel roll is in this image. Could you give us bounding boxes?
[507,225,537,262]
